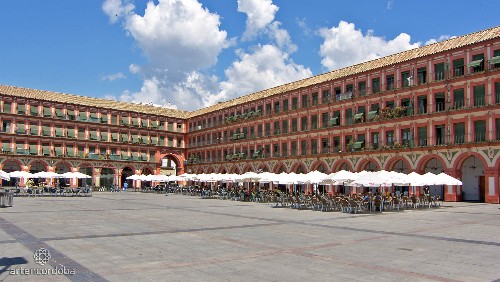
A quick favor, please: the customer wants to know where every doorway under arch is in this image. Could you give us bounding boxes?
[121,167,134,188]
[79,164,93,187]
[100,167,115,189]
[461,156,485,202]
[1,160,20,186]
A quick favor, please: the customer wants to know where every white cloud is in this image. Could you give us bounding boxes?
[102,0,134,23]
[219,45,312,104]
[128,64,141,74]
[425,35,456,45]
[319,21,420,71]
[238,0,278,40]
[267,21,297,53]
[387,0,393,10]
[100,72,126,81]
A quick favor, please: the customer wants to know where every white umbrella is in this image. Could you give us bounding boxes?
[9,171,34,179]
[61,172,91,179]
[126,174,143,180]
[326,170,357,183]
[32,171,63,179]
[351,171,391,187]
[436,172,463,186]
[0,170,10,181]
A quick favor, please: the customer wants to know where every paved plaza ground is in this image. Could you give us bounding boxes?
[0,192,500,282]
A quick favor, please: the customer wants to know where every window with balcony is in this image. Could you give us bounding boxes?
[469,53,484,73]
[42,125,51,136]
[282,120,288,134]
[371,78,380,94]
[16,123,26,134]
[434,62,445,81]
[453,58,464,77]
[418,127,427,146]
[454,123,465,144]
[453,88,465,109]
[345,108,353,125]
[321,113,329,128]
[311,115,318,130]
[371,132,379,149]
[322,90,331,104]
[42,144,51,156]
[273,121,280,135]
[42,106,51,117]
[29,124,38,136]
[281,142,288,157]
[386,131,394,147]
[417,95,427,114]
[368,104,379,121]
[329,110,340,126]
[30,105,39,116]
[417,67,427,84]
[491,49,500,69]
[265,103,272,115]
[358,81,366,96]
[301,116,308,131]
[311,139,318,155]
[300,140,308,155]
[473,85,485,107]
[312,92,319,106]
[435,92,445,112]
[2,102,11,113]
[17,104,26,115]
[386,75,394,90]
[496,82,500,104]
[1,120,11,133]
[274,101,280,114]
[435,125,445,145]
[401,71,411,88]
[291,118,298,132]
[321,138,329,154]
[265,123,271,136]
[354,106,365,123]
[291,141,297,156]
[474,120,486,142]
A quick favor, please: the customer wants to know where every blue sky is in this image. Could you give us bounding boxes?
[1,0,499,111]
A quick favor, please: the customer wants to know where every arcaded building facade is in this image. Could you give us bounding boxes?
[1,26,500,203]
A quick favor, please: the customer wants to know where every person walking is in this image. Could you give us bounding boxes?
[123,181,128,192]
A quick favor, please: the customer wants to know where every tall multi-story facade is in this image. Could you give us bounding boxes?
[1,26,500,203]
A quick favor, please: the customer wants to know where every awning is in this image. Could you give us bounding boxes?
[328,117,339,125]
[354,113,364,120]
[367,110,378,120]
[353,141,364,149]
[468,59,483,68]
[489,56,500,65]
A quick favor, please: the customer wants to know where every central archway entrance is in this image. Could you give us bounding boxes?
[161,156,178,176]
[100,167,115,189]
[121,167,134,188]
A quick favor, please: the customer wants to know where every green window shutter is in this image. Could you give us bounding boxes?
[67,128,75,138]
[54,147,63,156]
[122,117,130,125]
[3,102,12,113]
[151,137,158,145]
[17,104,26,114]
[141,119,148,127]
[55,128,64,137]
[90,131,98,140]
[67,110,75,119]
[55,109,64,118]
[132,118,139,126]
[132,135,139,143]
[141,153,147,161]
[101,115,108,123]
[42,146,51,156]
[121,152,129,160]
[151,121,158,128]
[67,147,75,157]
[112,133,119,141]
[367,110,378,121]
[43,107,52,117]
[30,106,39,116]
[101,132,108,141]
[42,126,51,136]
[29,144,38,155]
[121,133,129,142]
[473,85,485,106]
[79,112,87,121]
[29,125,38,135]
[17,123,26,134]
[2,141,11,153]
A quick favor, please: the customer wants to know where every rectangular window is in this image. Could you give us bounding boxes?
[401,71,411,88]
[372,78,380,94]
[470,53,484,73]
[322,90,331,103]
[434,62,445,81]
[358,81,366,96]
[474,120,486,142]
[371,132,379,149]
[496,82,500,104]
[291,141,297,156]
[473,85,485,107]
[301,116,308,131]
[274,101,280,114]
[418,127,427,146]
[417,67,427,84]
[321,138,329,154]
[300,140,307,156]
[282,142,288,157]
[30,105,39,116]
[386,131,394,146]
[292,97,298,110]
[312,92,319,106]
[417,95,427,114]
[17,104,26,115]
[78,128,85,139]
[311,115,318,130]
[2,102,12,113]
[454,123,465,144]
[282,120,288,134]
[435,92,445,112]
[386,75,394,90]
[321,113,329,128]
[273,121,280,135]
[282,99,289,112]
[291,118,298,132]
[311,139,318,155]
[435,125,445,145]
[453,58,464,77]
[301,94,309,108]
[345,108,353,125]
[491,49,500,69]
[453,88,465,109]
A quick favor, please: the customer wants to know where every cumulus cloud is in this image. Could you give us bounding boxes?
[102,0,134,23]
[219,45,312,103]
[238,0,278,40]
[425,35,456,45]
[100,72,126,81]
[319,21,420,71]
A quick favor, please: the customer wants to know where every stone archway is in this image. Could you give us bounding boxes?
[460,155,486,202]
[161,155,179,176]
[333,161,352,172]
[100,166,116,189]
[1,160,21,186]
[79,164,94,187]
[388,159,411,174]
[230,166,241,174]
[55,162,72,187]
[121,166,134,188]
[273,163,287,174]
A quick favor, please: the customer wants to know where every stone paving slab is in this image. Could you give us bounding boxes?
[1,193,500,281]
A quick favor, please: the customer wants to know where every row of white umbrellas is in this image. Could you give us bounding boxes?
[172,170,462,187]
[126,174,184,182]
[1,170,91,180]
